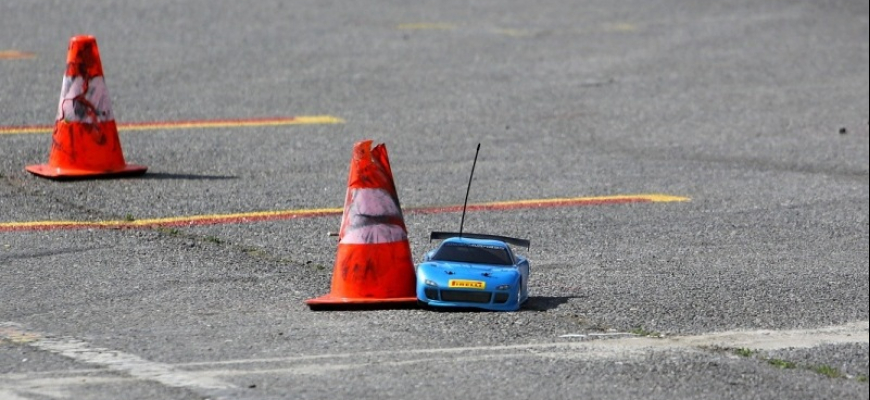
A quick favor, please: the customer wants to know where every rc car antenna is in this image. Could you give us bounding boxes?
[459,143,481,238]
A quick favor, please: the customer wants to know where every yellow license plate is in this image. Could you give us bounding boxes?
[448,279,486,290]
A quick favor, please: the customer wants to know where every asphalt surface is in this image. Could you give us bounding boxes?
[1,0,868,399]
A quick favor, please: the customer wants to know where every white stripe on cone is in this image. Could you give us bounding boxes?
[56,76,114,123]
[340,188,407,244]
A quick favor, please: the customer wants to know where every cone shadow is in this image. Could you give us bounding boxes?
[523,296,579,311]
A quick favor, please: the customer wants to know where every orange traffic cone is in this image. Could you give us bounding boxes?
[26,35,146,179]
[306,140,417,309]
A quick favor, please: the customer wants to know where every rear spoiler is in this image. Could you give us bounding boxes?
[429,231,531,249]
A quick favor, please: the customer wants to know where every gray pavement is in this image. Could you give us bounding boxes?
[1,0,868,399]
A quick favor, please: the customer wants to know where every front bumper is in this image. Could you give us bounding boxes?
[417,286,521,311]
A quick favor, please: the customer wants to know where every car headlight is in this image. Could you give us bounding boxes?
[496,284,511,291]
[424,279,438,287]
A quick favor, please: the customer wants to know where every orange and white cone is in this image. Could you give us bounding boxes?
[306,140,417,308]
[26,35,147,179]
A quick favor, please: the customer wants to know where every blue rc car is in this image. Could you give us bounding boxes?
[416,231,531,311]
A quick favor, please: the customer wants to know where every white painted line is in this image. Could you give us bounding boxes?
[37,335,236,389]
[587,332,640,338]
[2,320,866,392]
[0,375,131,399]
[0,390,32,400]
[0,323,236,398]
[667,321,870,350]
[179,320,869,372]
[188,320,870,379]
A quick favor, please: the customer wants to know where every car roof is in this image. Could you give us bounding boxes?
[430,231,530,248]
[440,236,511,249]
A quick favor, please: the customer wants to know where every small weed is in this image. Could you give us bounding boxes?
[734,348,755,358]
[767,359,796,369]
[710,348,864,382]
[812,365,842,379]
[242,247,267,257]
[630,327,661,338]
[205,236,223,244]
[588,321,614,333]
[157,227,180,236]
[124,214,135,222]
[565,313,587,325]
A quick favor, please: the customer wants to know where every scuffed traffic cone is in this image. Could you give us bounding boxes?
[306,140,417,309]
[26,35,146,179]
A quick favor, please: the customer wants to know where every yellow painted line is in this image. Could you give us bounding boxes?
[492,28,532,37]
[477,194,690,207]
[0,50,35,60]
[0,125,49,134]
[0,115,344,135]
[396,23,456,30]
[0,326,41,344]
[602,22,638,32]
[0,194,689,232]
[0,207,344,231]
[118,116,345,132]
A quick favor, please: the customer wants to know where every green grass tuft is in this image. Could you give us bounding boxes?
[629,327,661,338]
[767,359,796,369]
[157,227,180,236]
[205,236,224,244]
[812,365,842,379]
[734,348,755,358]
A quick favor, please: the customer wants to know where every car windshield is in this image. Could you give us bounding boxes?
[431,243,513,265]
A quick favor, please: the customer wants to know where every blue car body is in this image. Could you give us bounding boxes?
[415,232,531,311]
